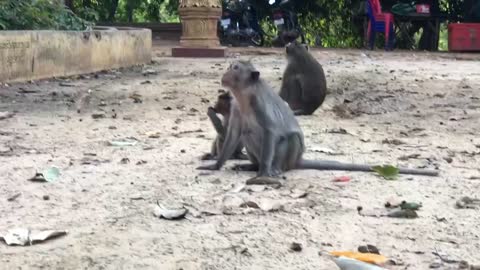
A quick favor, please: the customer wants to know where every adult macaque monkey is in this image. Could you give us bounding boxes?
[201,90,247,161]
[280,41,327,116]
[197,60,439,179]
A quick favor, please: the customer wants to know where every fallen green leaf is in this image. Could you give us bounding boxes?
[372,165,399,180]
[387,209,418,219]
[400,202,422,210]
[42,167,60,182]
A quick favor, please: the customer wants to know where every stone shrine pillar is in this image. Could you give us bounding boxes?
[172,0,226,57]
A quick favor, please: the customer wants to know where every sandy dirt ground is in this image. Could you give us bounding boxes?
[1,47,480,270]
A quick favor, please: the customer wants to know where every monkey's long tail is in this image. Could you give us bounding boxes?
[298,159,439,177]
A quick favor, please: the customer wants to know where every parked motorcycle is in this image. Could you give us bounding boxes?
[269,0,306,47]
[218,0,264,47]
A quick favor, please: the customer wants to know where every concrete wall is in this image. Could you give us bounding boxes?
[0,27,151,83]
[99,23,181,40]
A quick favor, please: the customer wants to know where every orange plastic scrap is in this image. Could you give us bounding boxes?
[330,251,388,265]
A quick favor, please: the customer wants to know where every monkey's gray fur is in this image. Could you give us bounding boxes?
[280,41,327,116]
[198,60,439,179]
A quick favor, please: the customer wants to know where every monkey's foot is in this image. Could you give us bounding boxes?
[207,106,216,112]
[197,163,220,171]
[201,153,215,161]
[232,153,249,160]
[246,176,282,186]
[232,163,259,172]
[257,168,282,178]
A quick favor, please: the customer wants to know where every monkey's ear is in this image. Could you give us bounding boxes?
[302,44,309,51]
[251,71,260,81]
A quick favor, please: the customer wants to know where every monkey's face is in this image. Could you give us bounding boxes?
[286,42,309,58]
[213,92,232,116]
[221,61,260,91]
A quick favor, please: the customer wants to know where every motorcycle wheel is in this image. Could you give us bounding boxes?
[250,32,264,47]
[300,32,306,44]
[228,34,241,47]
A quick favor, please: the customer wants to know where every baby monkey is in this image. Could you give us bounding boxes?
[201,90,247,161]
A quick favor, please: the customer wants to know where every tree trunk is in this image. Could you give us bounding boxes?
[65,0,74,12]
[83,0,91,8]
[108,0,120,21]
[127,8,134,22]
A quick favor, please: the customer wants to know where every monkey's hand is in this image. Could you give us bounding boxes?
[207,106,217,115]
[197,163,221,171]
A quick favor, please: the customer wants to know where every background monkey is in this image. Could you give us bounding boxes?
[198,60,438,179]
[201,90,247,161]
[279,41,327,116]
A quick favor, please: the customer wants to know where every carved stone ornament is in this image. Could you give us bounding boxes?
[178,0,222,47]
[179,0,222,8]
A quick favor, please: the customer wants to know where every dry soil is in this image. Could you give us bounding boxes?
[1,47,480,270]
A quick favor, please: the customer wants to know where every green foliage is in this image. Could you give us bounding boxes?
[299,13,362,48]
[95,0,179,23]
[0,18,6,30]
[372,165,400,180]
[259,18,276,46]
[256,0,364,48]
[76,6,100,22]
[0,0,92,30]
[137,0,179,22]
[0,0,460,49]
[438,23,448,51]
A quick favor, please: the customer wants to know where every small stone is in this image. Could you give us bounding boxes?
[459,261,469,269]
[382,138,405,145]
[91,113,106,119]
[358,244,380,254]
[210,178,221,185]
[43,195,50,201]
[429,262,441,268]
[136,160,147,165]
[239,247,251,256]
[290,242,302,252]
[239,201,260,209]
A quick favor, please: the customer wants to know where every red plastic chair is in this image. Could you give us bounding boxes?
[366,0,395,50]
